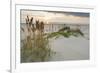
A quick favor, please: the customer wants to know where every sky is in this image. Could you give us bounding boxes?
[21,10,90,25]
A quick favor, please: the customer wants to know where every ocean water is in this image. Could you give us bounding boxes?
[21,24,89,61]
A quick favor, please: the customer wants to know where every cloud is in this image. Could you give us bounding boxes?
[21,10,89,25]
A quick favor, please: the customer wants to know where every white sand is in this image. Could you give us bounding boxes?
[49,36,89,61]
